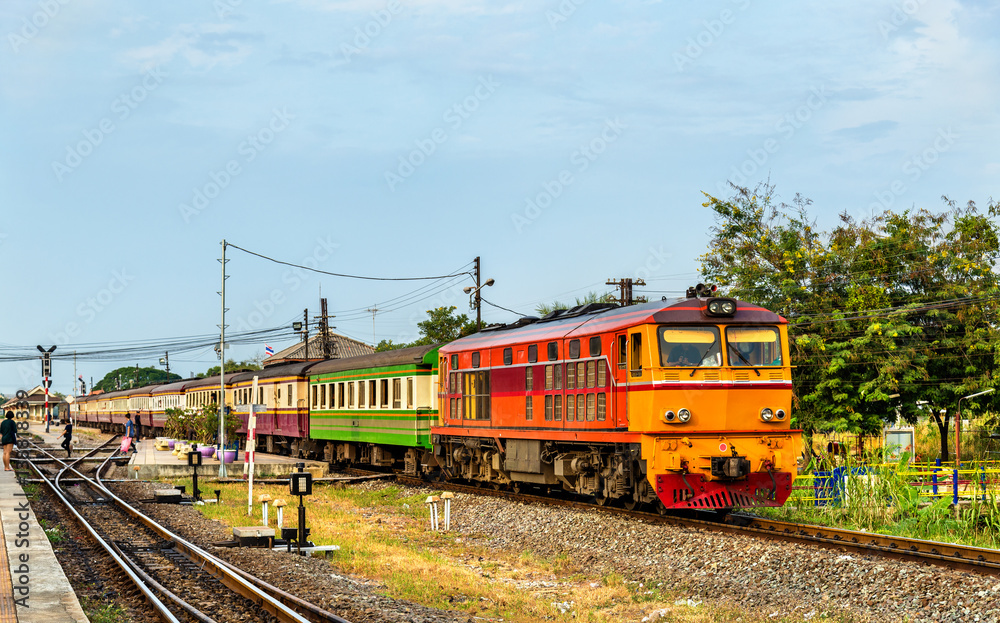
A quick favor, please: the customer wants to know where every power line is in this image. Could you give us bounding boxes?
[227,243,472,281]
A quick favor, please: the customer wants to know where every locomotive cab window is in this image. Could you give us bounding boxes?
[658,326,722,367]
[629,333,643,377]
[726,326,782,366]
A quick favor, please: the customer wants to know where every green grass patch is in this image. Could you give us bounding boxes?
[80,597,128,623]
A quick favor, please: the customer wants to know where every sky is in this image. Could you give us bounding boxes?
[1,0,998,395]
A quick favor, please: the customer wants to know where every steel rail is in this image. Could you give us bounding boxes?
[393,474,1000,576]
[20,438,183,623]
[96,447,350,623]
[25,441,328,623]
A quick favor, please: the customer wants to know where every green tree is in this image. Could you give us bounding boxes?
[700,183,1000,461]
[375,306,477,351]
[93,366,182,392]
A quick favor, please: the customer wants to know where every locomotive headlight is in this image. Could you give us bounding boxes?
[678,408,692,422]
[776,409,786,420]
[664,410,676,422]
[760,407,774,422]
[705,297,738,317]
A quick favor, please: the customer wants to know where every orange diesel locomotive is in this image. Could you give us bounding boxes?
[433,291,801,511]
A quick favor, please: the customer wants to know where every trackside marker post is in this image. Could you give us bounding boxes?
[246,375,259,516]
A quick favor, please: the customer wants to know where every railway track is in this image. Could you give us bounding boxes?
[390,473,1000,577]
[20,438,352,623]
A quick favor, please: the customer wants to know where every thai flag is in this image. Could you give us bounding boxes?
[264,344,274,357]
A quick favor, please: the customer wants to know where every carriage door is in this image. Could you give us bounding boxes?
[613,332,628,426]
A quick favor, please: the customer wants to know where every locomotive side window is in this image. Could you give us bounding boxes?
[597,393,606,420]
[618,336,627,369]
[472,352,480,368]
[528,344,538,363]
[567,394,575,420]
[567,363,576,389]
[451,354,458,369]
[525,367,533,391]
[597,363,607,387]
[658,326,722,367]
[525,395,533,420]
[547,342,558,361]
[568,339,580,359]
[503,348,512,365]
[586,361,596,388]
[576,363,585,388]
[554,395,563,421]
[545,395,553,421]
[577,394,586,420]
[725,327,782,366]
[554,364,562,389]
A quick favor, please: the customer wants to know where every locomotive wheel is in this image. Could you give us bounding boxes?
[622,497,638,511]
[656,501,668,516]
[594,494,609,506]
[511,482,522,494]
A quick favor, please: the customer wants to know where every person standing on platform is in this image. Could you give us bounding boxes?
[61,419,73,457]
[124,412,137,454]
[2,411,16,471]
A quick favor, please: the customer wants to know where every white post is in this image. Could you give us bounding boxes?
[260,495,271,526]
[441,492,454,531]
[246,376,259,516]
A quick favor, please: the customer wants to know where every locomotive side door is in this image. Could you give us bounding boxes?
[613,332,628,427]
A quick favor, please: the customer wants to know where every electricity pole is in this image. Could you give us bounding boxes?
[367,306,379,346]
[606,278,647,306]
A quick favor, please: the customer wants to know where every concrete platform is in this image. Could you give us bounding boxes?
[117,431,329,482]
[1,422,88,622]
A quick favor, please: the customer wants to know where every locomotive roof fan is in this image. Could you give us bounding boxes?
[687,283,738,317]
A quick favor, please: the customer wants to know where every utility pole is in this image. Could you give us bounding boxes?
[219,239,230,478]
[302,308,310,361]
[319,298,336,359]
[73,351,77,398]
[474,256,482,330]
[366,306,379,346]
[606,278,647,306]
[160,351,170,375]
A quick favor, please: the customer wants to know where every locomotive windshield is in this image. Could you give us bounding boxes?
[725,326,782,366]
[657,326,722,367]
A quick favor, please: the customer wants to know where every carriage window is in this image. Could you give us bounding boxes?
[369,380,377,407]
[338,383,345,408]
[576,363,585,388]
[357,381,364,408]
[407,378,414,408]
[629,333,643,377]
[528,344,538,363]
[503,348,512,365]
[597,393,606,421]
[311,386,318,408]
[586,361,596,388]
[568,339,580,359]
[567,394,575,421]
[577,394,586,421]
[567,363,576,390]
[393,378,402,409]
[525,395,533,420]
[658,326,722,367]
[725,326,782,366]
[525,367,534,391]
[380,379,389,408]
[554,395,562,421]
[597,363,607,388]
[554,364,562,390]
[545,366,553,390]
[589,336,602,357]
[286,385,292,407]
[545,395,553,421]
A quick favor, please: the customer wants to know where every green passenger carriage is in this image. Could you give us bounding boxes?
[306,344,439,474]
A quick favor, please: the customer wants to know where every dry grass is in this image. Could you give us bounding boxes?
[173,478,840,623]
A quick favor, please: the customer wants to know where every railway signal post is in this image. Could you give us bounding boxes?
[37,345,56,431]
